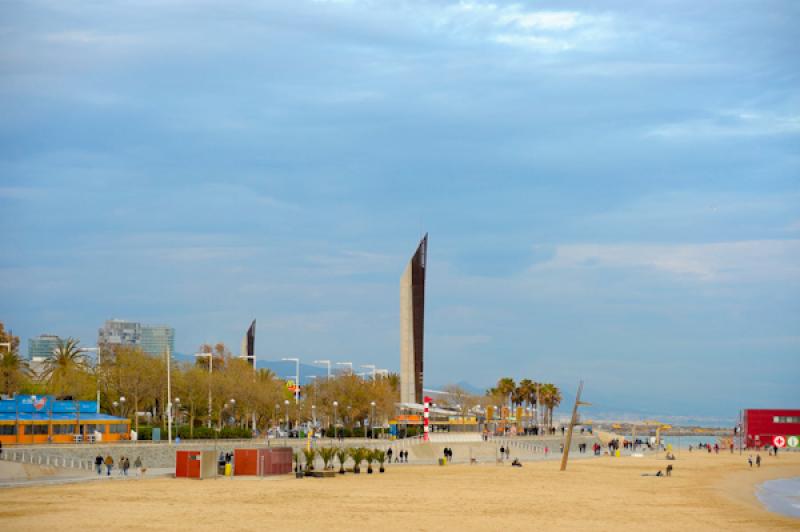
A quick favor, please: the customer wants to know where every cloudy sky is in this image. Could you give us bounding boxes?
[1,1,798,420]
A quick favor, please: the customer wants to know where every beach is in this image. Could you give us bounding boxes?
[1,450,798,531]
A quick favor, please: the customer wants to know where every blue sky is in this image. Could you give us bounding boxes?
[1,1,798,421]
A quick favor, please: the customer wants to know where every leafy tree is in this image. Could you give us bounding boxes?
[1,345,31,396]
[42,338,95,399]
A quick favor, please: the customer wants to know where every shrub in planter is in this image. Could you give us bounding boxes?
[374,449,387,473]
[302,448,316,472]
[336,448,348,474]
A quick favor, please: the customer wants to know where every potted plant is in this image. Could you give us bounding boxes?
[293,451,303,479]
[319,447,336,471]
[375,449,387,473]
[349,447,365,474]
[336,448,348,475]
[365,449,375,474]
[302,448,316,475]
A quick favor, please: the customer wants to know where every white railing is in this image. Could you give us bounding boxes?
[0,450,94,470]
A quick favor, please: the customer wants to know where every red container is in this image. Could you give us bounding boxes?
[234,449,259,476]
[259,447,292,476]
[744,409,800,448]
[176,450,202,478]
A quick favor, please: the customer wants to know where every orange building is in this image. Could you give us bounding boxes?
[0,395,130,445]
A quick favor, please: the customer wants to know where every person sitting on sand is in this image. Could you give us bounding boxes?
[511,458,522,467]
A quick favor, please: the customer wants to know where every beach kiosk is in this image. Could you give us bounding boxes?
[233,448,292,476]
[175,450,217,479]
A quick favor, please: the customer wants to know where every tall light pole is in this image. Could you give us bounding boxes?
[335,361,352,375]
[314,359,332,380]
[370,401,376,439]
[166,348,173,445]
[194,352,213,428]
[284,399,290,445]
[361,364,376,380]
[333,401,338,439]
[282,358,300,403]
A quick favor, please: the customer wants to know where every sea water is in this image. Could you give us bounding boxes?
[757,477,800,519]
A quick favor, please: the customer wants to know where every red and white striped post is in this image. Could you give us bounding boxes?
[423,396,432,441]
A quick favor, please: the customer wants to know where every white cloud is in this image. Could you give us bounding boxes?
[532,240,800,282]
[647,111,800,139]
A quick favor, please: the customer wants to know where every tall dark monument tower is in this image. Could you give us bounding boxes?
[400,234,427,404]
[240,319,256,368]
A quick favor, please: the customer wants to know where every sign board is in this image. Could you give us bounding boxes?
[786,435,799,448]
[773,435,786,448]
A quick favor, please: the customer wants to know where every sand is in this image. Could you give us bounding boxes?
[0,450,798,531]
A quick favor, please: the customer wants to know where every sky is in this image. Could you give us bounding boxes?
[1,0,798,422]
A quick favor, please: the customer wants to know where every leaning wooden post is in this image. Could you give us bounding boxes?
[560,381,591,471]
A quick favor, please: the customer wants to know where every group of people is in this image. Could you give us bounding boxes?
[94,454,142,477]
[442,447,454,462]
[747,454,762,468]
[498,446,511,459]
[389,449,408,463]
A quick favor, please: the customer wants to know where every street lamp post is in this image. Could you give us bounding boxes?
[311,405,316,428]
[332,401,339,440]
[174,397,181,436]
[370,401,376,439]
[194,352,214,428]
[282,358,300,403]
[284,399,290,445]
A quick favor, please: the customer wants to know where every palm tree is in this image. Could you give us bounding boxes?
[539,383,562,429]
[336,448,348,474]
[319,446,337,471]
[302,448,316,472]
[374,449,387,473]
[42,338,88,396]
[1,348,31,396]
[365,448,375,474]
[491,377,516,408]
[349,447,367,474]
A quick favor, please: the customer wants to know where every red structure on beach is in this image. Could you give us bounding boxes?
[742,409,800,449]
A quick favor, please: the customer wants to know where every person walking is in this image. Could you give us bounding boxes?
[387,448,393,463]
[500,446,505,460]
[748,455,753,468]
[95,454,104,476]
[123,457,130,476]
[756,454,761,468]
[105,454,114,476]
[134,456,143,477]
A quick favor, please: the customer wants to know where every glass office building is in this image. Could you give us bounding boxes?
[140,325,175,356]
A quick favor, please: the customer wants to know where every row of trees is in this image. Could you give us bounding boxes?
[487,377,563,428]
[1,322,563,434]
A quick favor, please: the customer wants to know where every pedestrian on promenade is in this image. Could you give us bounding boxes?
[500,446,505,459]
[105,454,114,476]
[134,456,142,477]
[123,457,130,476]
[118,456,125,475]
[95,454,104,475]
[748,455,753,468]
[756,454,761,468]
[387,448,393,463]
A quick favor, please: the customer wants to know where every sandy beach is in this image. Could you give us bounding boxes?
[1,450,798,531]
